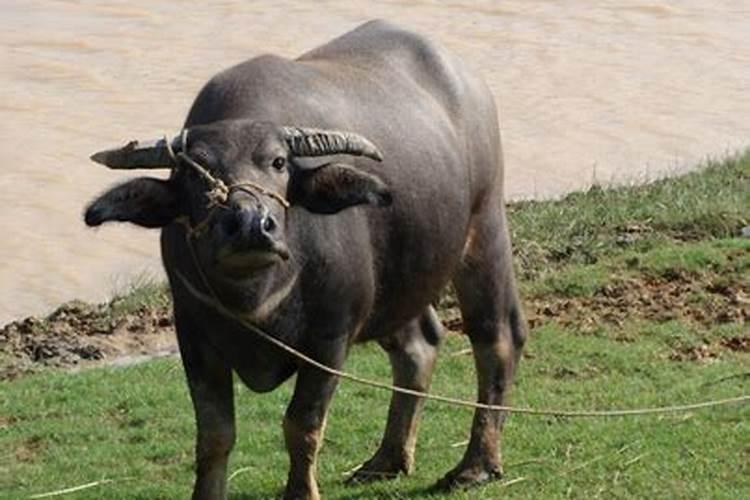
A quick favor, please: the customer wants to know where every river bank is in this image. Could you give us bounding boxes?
[2,151,747,380]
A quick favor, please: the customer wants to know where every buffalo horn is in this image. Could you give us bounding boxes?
[90,136,181,169]
[280,127,383,162]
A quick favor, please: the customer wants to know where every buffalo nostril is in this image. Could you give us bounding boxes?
[222,213,241,237]
[262,215,276,233]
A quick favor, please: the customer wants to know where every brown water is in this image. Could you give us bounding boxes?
[1,0,748,325]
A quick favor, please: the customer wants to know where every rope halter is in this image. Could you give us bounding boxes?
[165,130,290,238]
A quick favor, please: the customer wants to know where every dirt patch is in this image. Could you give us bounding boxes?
[440,271,748,361]
[14,435,46,463]
[668,343,721,362]
[523,273,749,332]
[665,334,749,362]
[720,334,750,352]
[0,415,18,430]
[0,300,176,380]
[3,262,746,379]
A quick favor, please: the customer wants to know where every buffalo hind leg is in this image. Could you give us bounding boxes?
[348,307,444,483]
[436,202,527,490]
[175,311,236,500]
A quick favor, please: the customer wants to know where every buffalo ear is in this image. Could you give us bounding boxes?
[84,177,181,228]
[287,163,392,214]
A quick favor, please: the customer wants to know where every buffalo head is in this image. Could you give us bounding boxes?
[84,120,390,279]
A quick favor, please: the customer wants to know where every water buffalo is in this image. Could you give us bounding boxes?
[84,20,527,500]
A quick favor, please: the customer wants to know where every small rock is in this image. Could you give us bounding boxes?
[156,315,173,328]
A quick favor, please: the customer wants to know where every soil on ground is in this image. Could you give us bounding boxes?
[525,273,748,331]
[0,300,175,380]
[2,266,747,380]
[441,269,749,361]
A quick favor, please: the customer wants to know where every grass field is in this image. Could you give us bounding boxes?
[1,152,748,499]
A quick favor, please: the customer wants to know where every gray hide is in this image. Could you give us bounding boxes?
[84,20,527,500]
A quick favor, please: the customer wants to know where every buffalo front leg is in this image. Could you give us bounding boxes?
[436,203,527,490]
[175,312,236,500]
[348,307,444,483]
[283,340,346,500]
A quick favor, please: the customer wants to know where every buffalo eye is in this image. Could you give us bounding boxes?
[271,157,286,170]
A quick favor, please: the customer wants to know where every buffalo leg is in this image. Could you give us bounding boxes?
[348,307,444,483]
[436,202,527,489]
[283,339,346,500]
[176,313,236,500]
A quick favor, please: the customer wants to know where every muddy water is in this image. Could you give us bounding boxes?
[1,0,748,325]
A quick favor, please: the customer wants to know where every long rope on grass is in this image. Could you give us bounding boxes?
[172,154,749,419]
[174,240,749,418]
[29,479,129,499]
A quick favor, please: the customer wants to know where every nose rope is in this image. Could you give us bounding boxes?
[164,131,290,238]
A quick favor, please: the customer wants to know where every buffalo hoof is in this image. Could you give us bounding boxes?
[347,468,401,484]
[432,461,502,491]
[346,453,410,484]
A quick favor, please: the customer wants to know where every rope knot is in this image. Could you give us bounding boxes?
[205,184,230,207]
[164,130,290,237]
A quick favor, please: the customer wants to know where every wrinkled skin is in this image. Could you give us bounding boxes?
[85,20,527,500]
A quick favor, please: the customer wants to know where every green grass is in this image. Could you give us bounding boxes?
[527,263,609,297]
[1,330,747,499]
[508,150,749,278]
[108,275,171,318]
[1,151,748,499]
[633,241,729,277]
[523,237,749,300]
